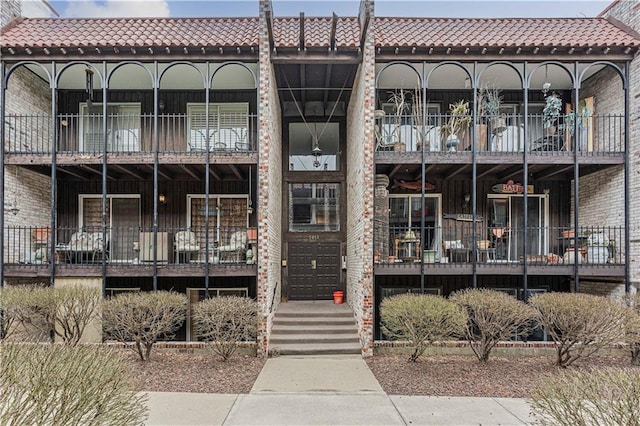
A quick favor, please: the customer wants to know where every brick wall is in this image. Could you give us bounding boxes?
[601,0,640,291]
[256,0,283,357]
[3,67,52,269]
[346,0,375,357]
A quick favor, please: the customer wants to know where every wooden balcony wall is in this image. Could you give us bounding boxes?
[56,179,253,231]
[56,89,257,152]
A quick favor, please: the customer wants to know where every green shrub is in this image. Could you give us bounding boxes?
[450,288,537,362]
[380,293,466,362]
[531,368,640,426]
[529,292,627,367]
[0,343,147,425]
[193,296,258,361]
[102,291,187,361]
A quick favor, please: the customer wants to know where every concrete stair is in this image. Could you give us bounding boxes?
[270,301,362,355]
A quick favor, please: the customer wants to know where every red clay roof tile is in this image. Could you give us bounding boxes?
[374,17,638,48]
[272,17,360,48]
[0,17,261,48]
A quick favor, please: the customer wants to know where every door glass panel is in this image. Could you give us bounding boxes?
[289,183,340,231]
[111,198,140,262]
[288,123,340,171]
[490,196,546,261]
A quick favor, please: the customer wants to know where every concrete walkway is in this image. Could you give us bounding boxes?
[145,355,534,425]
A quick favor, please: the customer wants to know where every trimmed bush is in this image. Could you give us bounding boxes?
[193,296,258,361]
[450,288,537,362]
[529,292,627,367]
[102,291,187,361]
[0,286,23,340]
[3,284,101,345]
[380,293,466,362]
[0,343,147,425]
[622,293,640,365]
[531,368,640,426]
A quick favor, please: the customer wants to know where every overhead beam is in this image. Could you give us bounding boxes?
[57,167,91,180]
[229,164,244,180]
[206,166,222,181]
[444,164,470,180]
[299,12,305,51]
[477,164,504,180]
[387,164,404,179]
[180,165,200,180]
[534,165,574,180]
[323,63,333,105]
[145,164,172,180]
[330,13,338,51]
[112,164,146,180]
[81,165,117,181]
[498,167,524,181]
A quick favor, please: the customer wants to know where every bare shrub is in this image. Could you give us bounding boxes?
[0,286,23,340]
[193,296,258,361]
[380,293,466,362]
[531,368,640,426]
[621,293,640,365]
[0,343,147,425]
[450,288,537,362]
[3,285,101,345]
[102,291,187,361]
[529,292,627,367]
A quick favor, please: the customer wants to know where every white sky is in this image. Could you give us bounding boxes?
[31,0,612,19]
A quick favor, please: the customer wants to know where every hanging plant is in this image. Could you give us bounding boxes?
[543,93,562,129]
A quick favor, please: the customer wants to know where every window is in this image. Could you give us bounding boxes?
[187,103,249,151]
[288,123,340,171]
[389,194,442,258]
[488,194,548,262]
[80,103,141,152]
[288,183,340,231]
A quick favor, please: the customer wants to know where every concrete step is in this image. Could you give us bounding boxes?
[273,342,363,356]
[273,317,356,327]
[276,311,354,318]
[270,334,360,345]
[271,324,358,335]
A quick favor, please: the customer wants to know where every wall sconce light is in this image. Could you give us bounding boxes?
[5,199,20,216]
[158,99,165,111]
[158,194,167,205]
[462,193,471,209]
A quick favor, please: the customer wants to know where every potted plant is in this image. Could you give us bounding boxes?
[542,84,562,135]
[481,85,506,135]
[441,100,472,152]
[387,89,410,151]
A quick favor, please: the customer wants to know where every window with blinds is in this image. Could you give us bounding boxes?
[187,103,249,151]
[80,103,141,153]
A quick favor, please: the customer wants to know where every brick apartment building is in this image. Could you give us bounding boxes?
[1,0,639,355]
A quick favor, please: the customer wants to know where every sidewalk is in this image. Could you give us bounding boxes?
[145,355,534,425]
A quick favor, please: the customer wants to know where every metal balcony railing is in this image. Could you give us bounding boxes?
[374,113,625,154]
[376,225,625,267]
[2,225,256,267]
[5,113,258,154]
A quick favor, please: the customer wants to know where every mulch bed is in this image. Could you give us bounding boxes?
[366,353,636,398]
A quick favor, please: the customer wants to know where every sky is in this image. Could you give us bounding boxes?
[26,0,612,19]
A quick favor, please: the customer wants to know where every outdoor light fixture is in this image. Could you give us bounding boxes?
[311,138,322,168]
[462,193,471,209]
[85,67,94,107]
[247,167,254,215]
[158,194,167,205]
[158,99,165,111]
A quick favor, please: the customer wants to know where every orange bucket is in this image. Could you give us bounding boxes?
[333,290,344,304]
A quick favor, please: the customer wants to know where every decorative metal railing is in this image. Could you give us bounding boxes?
[374,113,625,154]
[376,225,624,267]
[3,225,257,267]
[5,113,258,154]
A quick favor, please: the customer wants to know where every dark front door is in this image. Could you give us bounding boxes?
[288,242,341,300]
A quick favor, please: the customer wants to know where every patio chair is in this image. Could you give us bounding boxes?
[174,230,200,263]
[218,230,247,263]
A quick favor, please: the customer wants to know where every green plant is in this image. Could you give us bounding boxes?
[531,368,640,426]
[102,291,188,361]
[380,293,466,362]
[450,288,537,363]
[441,100,472,140]
[543,93,562,128]
[478,84,503,119]
[193,296,258,361]
[529,292,628,367]
[0,343,147,425]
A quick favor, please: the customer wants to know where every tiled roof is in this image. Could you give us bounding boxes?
[374,17,639,48]
[273,17,361,48]
[0,17,260,48]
